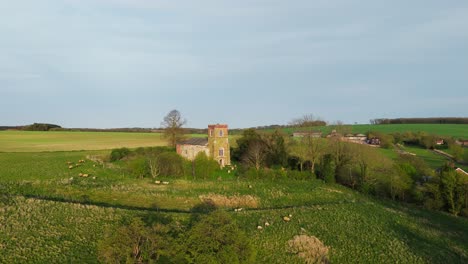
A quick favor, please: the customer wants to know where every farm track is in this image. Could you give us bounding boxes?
[10,193,364,214]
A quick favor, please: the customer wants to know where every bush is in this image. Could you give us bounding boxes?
[110,147,130,161]
[158,152,185,178]
[193,152,220,180]
[127,157,150,178]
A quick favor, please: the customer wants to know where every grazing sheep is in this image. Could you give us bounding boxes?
[67,161,73,165]
[82,174,89,177]
[289,214,293,218]
[265,222,270,227]
[248,185,253,189]
[78,173,83,177]
[283,216,291,222]
[155,181,161,184]
[92,176,96,180]
[162,181,169,185]
[68,165,74,169]
[234,208,243,212]
[257,226,263,230]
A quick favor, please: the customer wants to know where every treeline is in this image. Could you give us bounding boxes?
[23,123,62,131]
[371,117,468,125]
[0,126,22,131]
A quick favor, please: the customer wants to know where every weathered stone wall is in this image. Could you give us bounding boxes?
[177,144,209,161]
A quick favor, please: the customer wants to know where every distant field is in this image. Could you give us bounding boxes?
[0,131,207,152]
[276,124,468,138]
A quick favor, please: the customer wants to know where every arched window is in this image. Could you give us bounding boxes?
[219,148,224,157]
[219,130,224,137]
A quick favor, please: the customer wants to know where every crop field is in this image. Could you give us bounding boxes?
[1,151,468,263]
[0,131,209,152]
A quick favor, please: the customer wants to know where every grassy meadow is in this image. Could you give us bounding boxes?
[1,126,468,263]
[1,150,468,263]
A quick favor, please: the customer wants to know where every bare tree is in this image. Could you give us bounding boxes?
[242,141,267,171]
[161,109,186,147]
[147,155,161,178]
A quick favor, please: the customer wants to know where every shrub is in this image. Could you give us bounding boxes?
[127,157,150,178]
[287,235,330,264]
[193,152,219,180]
[110,147,131,161]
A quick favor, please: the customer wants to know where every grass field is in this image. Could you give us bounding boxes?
[1,151,468,263]
[275,124,468,138]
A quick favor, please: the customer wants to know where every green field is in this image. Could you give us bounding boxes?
[1,151,467,263]
[276,124,468,138]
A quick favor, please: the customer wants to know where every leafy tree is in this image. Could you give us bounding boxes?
[264,130,288,167]
[319,154,336,183]
[98,217,172,263]
[161,109,187,147]
[185,211,256,264]
[439,164,467,216]
[232,129,263,162]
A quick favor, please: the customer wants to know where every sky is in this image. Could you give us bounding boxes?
[1,0,467,129]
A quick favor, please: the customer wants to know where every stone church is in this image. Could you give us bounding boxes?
[176,124,231,167]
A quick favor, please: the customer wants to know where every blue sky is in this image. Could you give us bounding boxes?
[1,0,467,128]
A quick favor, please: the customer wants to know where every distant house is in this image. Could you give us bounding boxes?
[176,124,231,167]
[292,131,322,138]
[435,139,445,145]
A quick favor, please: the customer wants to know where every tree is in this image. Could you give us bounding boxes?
[98,217,172,263]
[264,130,288,167]
[440,164,467,216]
[148,154,161,178]
[242,140,267,171]
[161,109,186,147]
[304,136,326,176]
[289,140,308,172]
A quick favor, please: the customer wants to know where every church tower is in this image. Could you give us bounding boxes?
[208,124,231,167]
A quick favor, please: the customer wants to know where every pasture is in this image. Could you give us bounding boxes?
[1,151,468,263]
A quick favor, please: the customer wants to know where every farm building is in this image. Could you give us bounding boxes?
[176,124,231,167]
[343,133,367,143]
[456,139,468,147]
[292,131,322,138]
